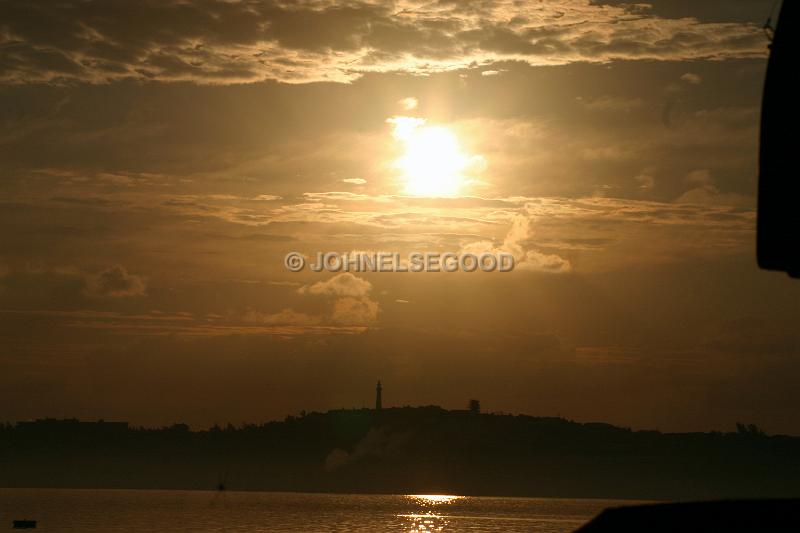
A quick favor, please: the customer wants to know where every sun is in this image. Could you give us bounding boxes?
[388,117,470,197]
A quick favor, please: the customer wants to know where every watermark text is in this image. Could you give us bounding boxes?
[284,251,514,273]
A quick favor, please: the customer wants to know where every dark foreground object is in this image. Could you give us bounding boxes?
[758,0,800,277]
[12,520,36,529]
[576,499,800,533]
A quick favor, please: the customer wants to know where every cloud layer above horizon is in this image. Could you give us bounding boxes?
[1,0,767,85]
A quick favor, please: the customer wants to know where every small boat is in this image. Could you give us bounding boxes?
[12,519,37,529]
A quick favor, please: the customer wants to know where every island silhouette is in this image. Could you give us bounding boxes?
[1,383,799,501]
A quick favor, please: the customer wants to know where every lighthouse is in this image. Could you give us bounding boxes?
[375,380,382,411]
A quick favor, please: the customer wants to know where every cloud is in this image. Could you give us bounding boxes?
[503,216,572,273]
[634,171,656,191]
[399,97,418,110]
[244,300,378,329]
[576,95,645,112]
[342,178,367,185]
[0,0,765,85]
[299,273,373,297]
[462,215,572,273]
[331,296,379,325]
[0,307,367,337]
[681,72,703,84]
[252,194,282,201]
[515,250,573,273]
[675,169,751,207]
[86,265,146,297]
[298,274,379,326]
[685,169,713,186]
[242,308,320,326]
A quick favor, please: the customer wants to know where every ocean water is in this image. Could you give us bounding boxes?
[0,489,640,532]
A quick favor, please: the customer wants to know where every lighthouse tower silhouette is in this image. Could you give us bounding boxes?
[375,380,382,411]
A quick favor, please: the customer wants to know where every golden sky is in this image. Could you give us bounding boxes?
[1,0,799,433]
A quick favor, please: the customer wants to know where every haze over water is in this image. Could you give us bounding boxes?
[0,489,638,532]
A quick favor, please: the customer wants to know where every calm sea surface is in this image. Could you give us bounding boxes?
[0,489,642,532]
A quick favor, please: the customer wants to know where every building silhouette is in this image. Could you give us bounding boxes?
[469,399,480,414]
[375,380,382,411]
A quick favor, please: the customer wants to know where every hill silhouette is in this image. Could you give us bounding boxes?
[1,407,799,500]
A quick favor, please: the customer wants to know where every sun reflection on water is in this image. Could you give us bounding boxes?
[399,495,464,532]
[408,495,463,505]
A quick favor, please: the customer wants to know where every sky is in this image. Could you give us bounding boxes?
[1,0,799,434]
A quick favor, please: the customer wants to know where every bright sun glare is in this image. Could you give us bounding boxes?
[389,116,470,197]
[408,494,463,505]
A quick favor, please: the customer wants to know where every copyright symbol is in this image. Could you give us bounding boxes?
[284,252,305,272]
